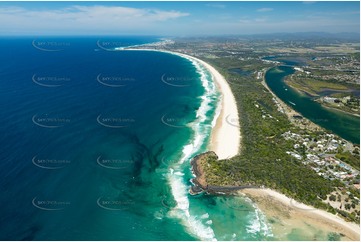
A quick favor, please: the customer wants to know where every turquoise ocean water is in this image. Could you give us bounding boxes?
[0,37,344,241]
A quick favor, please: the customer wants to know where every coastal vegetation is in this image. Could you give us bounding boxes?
[165,36,360,223]
[336,151,360,169]
[162,36,360,223]
[211,59,359,222]
[203,63,335,195]
[285,69,360,115]
[285,77,350,96]
[215,58,359,222]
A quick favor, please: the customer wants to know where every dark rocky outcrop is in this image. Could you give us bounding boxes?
[190,151,259,195]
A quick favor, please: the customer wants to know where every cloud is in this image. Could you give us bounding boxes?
[239,17,268,24]
[256,8,273,12]
[233,14,359,34]
[255,18,268,23]
[0,3,358,36]
[206,3,226,9]
[239,18,251,24]
[70,5,189,21]
[0,5,190,34]
[302,1,317,4]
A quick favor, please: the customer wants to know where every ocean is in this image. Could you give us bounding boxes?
[0,37,274,241]
[0,37,343,241]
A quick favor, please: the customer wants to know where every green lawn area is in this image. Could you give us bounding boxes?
[286,77,349,96]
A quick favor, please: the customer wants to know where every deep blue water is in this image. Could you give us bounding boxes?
[1,37,272,241]
[0,38,342,241]
[0,37,205,240]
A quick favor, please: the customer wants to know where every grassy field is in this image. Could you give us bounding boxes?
[285,77,350,96]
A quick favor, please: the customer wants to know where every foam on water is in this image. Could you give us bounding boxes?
[166,53,219,241]
[211,98,222,128]
[168,168,216,241]
[245,197,274,238]
[174,171,184,176]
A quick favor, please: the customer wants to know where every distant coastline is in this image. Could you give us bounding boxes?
[121,46,241,160]
[119,46,360,240]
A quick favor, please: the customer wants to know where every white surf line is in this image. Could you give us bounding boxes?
[118,47,241,159]
[165,55,218,241]
[115,47,241,241]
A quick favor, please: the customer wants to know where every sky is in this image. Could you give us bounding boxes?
[0,1,359,36]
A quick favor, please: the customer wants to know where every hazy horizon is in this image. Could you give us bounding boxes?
[0,1,359,36]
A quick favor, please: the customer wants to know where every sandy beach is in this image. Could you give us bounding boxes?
[159,50,241,160]
[124,48,241,160]
[241,188,360,241]
[123,48,360,240]
[183,55,241,160]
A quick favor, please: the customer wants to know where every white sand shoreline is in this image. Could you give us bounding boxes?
[186,55,240,160]
[241,188,360,240]
[121,48,360,240]
[121,48,240,241]
[123,48,240,160]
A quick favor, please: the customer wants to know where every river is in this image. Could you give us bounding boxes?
[265,63,359,144]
